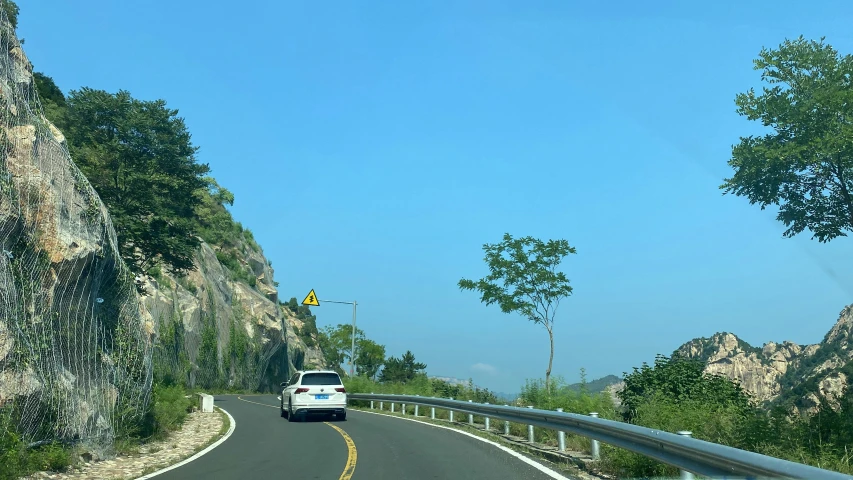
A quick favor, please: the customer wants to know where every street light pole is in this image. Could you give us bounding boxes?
[351,301,357,377]
[315,298,358,376]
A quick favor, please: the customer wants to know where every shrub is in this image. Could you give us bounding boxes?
[0,422,73,480]
[518,375,617,419]
[599,392,751,478]
[140,382,194,441]
[148,265,166,284]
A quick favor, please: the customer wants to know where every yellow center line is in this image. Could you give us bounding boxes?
[236,396,357,480]
[325,422,358,480]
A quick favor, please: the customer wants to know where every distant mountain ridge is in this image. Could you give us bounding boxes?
[429,376,471,387]
[675,304,853,413]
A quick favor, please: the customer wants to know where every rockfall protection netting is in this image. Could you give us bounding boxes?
[151,285,286,392]
[0,9,153,456]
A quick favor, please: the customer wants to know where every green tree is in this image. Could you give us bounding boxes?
[318,324,366,375]
[63,88,210,288]
[721,36,853,243]
[458,233,576,392]
[1,0,19,30]
[33,72,67,131]
[193,176,243,248]
[379,350,426,384]
[355,338,385,380]
[286,297,299,311]
[618,354,754,422]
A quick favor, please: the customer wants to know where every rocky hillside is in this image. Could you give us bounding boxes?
[142,234,326,393]
[675,304,853,413]
[0,2,325,457]
[0,13,152,456]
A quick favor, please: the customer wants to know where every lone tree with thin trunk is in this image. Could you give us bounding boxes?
[722,36,853,243]
[458,233,576,393]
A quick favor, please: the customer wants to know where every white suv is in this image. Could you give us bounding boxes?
[280,370,347,422]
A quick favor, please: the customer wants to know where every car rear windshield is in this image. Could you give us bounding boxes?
[301,373,342,386]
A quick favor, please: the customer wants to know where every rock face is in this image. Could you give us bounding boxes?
[0,13,152,457]
[142,239,326,393]
[675,305,853,413]
[0,5,324,458]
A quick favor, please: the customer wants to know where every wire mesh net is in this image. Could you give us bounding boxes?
[0,8,153,456]
[149,283,287,392]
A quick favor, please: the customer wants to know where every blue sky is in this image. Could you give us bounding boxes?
[19,1,853,393]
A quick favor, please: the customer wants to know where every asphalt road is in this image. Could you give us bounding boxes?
[152,394,569,480]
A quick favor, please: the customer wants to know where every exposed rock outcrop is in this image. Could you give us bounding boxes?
[675,305,853,413]
[0,12,152,457]
[0,4,324,460]
[142,240,326,393]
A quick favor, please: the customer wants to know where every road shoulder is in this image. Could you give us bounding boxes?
[26,407,232,480]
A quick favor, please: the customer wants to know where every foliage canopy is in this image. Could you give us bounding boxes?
[722,36,853,242]
[459,233,575,390]
[378,350,426,384]
[62,88,210,283]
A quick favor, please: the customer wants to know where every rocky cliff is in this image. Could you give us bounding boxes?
[0,12,153,456]
[675,305,853,413]
[0,5,324,457]
[142,235,326,393]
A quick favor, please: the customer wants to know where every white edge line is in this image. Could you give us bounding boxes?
[136,406,236,479]
[353,409,570,480]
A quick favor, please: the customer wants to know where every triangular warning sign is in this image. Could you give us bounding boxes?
[302,289,320,306]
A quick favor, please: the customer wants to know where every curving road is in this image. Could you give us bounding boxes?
[151,394,571,480]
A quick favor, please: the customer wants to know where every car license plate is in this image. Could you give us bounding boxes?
[315,394,329,400]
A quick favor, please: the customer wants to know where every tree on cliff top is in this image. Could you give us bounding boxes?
[459,233,575,393]
[63,88,210,289]
[0,0,19,30]
[722,36,853,243]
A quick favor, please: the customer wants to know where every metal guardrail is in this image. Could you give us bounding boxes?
[348,393,853,480]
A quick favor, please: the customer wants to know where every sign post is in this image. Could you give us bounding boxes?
[302,289,358,377]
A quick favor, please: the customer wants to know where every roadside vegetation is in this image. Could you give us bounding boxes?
[4,0,853,477]
[344,351,853,478]
[0,381,199,480]
[0,4,257,477]
[0,426,72,480]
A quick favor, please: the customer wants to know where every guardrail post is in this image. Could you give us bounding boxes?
[380,401,384,410]
[503,404,510,435]
[402,403,406,415]
[556,408,566,452]
[484,403,490,431]
[391,402,395,413]
[527,406,535,443]
[449,398,454,422]
[468,400,474,425]
[677,431,695,480]
[431,406,435,419]
[590,412,601,460]
[415,395,419,416]
[370,393,374,409]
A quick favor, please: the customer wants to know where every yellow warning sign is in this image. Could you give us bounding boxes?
[302,289,320,306]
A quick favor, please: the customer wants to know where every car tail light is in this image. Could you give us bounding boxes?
[295,387,310,394]
[335,387,346,393]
